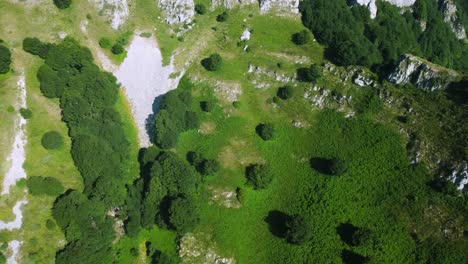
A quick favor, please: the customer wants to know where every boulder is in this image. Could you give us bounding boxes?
[387,54,459,91]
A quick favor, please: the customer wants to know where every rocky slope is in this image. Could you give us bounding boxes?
[211,0,298,14]
[158,0,195,24]
[440,0,467,40]
[387,54,460,91]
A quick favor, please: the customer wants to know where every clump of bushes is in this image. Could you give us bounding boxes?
[277,85,294,100]
[201,53,222,71]
[285,214,312,244]
[46,219,56,230]
[195,3,207,15]
[0,45,11,74]
[297,64,322,82]
[245,164,273,189]
[41,131,63,149]
[292,30,311,45]
[168,196,200,232]
[23,37,51,59]
[19,108,32,119]
[256,123,274,141]
[186,151,220,176]
[111,43,124,55]
[37,64,64,98]
[53,0,71,9]
[27,176,64,196]
[216,11,229,22]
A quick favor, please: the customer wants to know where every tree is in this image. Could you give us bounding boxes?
[198,159,220,176]
[201,53,222,71]
[256,123,274,141]
[216,11,229,22]
[41,131,64,149]
[27,176,64,196]
[36,64,64,98]
[186,151,205,165]
[111,43,124,55]
[277,85,294,100]
[53,0,71,9]
[23,37,51,59]
[292,30,311,45]
[195,3,207,15]
[328,158,347,176]
[0,45,11,74]
[285,214,312,244]
[168,196,199,232]
[297,64,322,82]
[245,164,273,189]
[19,108,33,119]
[200,100,215,112]
[99,37,112,49]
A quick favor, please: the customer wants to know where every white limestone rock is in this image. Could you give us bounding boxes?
[388,54,459,91]
[158,0,195,25]
[93,0,129,29]
[440,0,467,40]
[351,0,415,19]
[259,0,299,14]
[240,28,251,41]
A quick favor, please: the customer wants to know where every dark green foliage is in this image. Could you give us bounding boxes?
[124,180,143,236]
[0,253,5,264]
[168,196,199,232]
[36,64,64,98]
[245,164,273,189]
[111,43,124,55]
[187,151,204,165]
[46,219,56,230]
[19,108,32,119]
[216,11,229,22]
[99,37,112,49]
[235,187,244,204]
[200,100,214,112]
[154,88,197,149]
[27,176,64,196]
[297,64,322,82]
[201,53,222,71]
[23,37,51,59]
[198,159,220,176]
[0,45,11,74]
[53,0,71,9]
[310,157,346,176]
[41,131,63,149]
[256,123,274,141]
[337,223,372,246]
[277,85,294,100]
[292,30,311,45]
[285,214,312,244]
[195,3,207,15]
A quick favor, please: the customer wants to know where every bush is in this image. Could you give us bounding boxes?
[285,214,312,244]
[292,30,311,45]
[200,100,214,112]
[19,108,32,119]
[41,131,63,149]
[53,0,71,9]
[198,159,220,176]
[0,45,11,74]
[168,196,199,232]
[99,37,112,49]
[186,151,204,165]
[201,53,222,71]
[27,176,64,196]
[195,3,207,15]
[36,64,64,98]
[297,64,322,82]
[23,37,50,59]
[256,123,274,141]
[216,11,229,22]
[277,85,294,100]
[46,219,56,230]
[245,164,273,189]
[111,43,124,55]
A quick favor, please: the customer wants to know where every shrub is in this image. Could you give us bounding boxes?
[36,64,64,98]
[297,64,322,82]
[99,37,112,49]
[27,176,64,196]
[200,100,214,112]
[53,0,71,9]
[111,43,124,55]
[256,123,274,141]
[19,108,32,119]
[292,30,311,45]
[0,45,11,74]
[277,85,294,100]
[23,37,50,59]
[285,214,312,244]
[168,196,199,232]
[232,101,241,108]
[198,159,220,176]
[195,4,207,15]
[245,164,273,189]
[216,11,229,22]
[46,219,56,230]
[186,151,204,165]
[41,131,63,149]
[201,53,222,71]
[184,111,200,130]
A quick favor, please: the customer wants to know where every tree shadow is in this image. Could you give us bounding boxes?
[310,157,333,175]
[337,223,358,246]
[341,250,368,264]
[264,210,291,238]
[446,78,468,106]
[145,94,166,145]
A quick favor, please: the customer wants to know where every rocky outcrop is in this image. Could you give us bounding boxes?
[350,0,415,19]
[387,54,459,91]
[211,0,298,14]
[93,0,129,29]
[158,0,194,25]
[440,0,467,40]
[447,162,468,191]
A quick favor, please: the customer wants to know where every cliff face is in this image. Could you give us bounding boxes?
[158,0,195,25]
[351,0,415,19]
[440,0,467,40]
[387,54,459,91]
